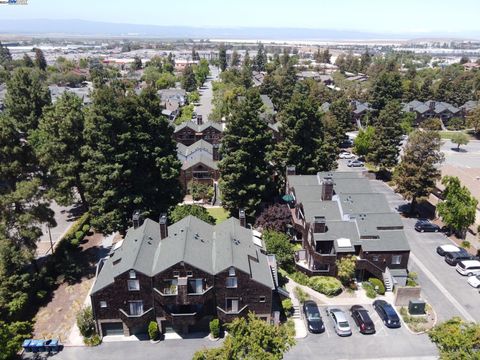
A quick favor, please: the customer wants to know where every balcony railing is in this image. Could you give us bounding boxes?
[119,307,153,318]
[154,287,178,297]
[216,305,248,315]
[187,286,213,296]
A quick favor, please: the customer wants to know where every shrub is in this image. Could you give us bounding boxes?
[421,118,443,131]
[77,306,95,338]
[70,239,80,247]
[293,286,309,304]
[363,282,377,299]
[148,321,159,340]
[36,290,47,300]
[288,271,310,286]
[282,299,293,316]
[368,278,385,295]
[446,117,465,130]
[82,224,91,233]
[461,241,471,249]
[209,318,220,338]
[84,334,102,346]
[75,230,84,240]
[308,276,342,297]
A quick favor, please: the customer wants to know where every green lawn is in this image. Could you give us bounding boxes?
[207,207,230,224]
[438,130,475,140]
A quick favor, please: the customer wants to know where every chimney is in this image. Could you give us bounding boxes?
[239,208,246,228]
[197,115,203,125]
[159,213,168,239]
[409,106,414,112]
[132,210,142,229]
[321,177,334,201]
[429,101,435,111]
[212,144,220,161]
[312,216,326,233]
[286,165,296,176]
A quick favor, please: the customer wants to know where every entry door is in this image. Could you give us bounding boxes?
[231,299,239,312]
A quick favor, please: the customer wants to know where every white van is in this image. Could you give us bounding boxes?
[456,260,480,276]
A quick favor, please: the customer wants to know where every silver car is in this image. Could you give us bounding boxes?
[326,307,352,336]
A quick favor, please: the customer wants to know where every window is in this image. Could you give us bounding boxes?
[259,296,266,303]
[173,271,179,277]
[188,279,204,294]
[100,301,107,308]
[391,255,402,265]
[225,298,239,312]
[128,301,143,316]
[186,271,193,277]
[226,277,238,288]
[163,279,178,294]
[127,279,140,291]
[372,255,380,262]
[228,267,236,276]
[129,270,136,279]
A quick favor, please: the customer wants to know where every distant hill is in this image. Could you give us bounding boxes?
[0,19,477,41]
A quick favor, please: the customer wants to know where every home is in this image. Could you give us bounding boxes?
[285,170,410,290]
[402,100,461,124]
[179,151,220,188]
[158,88,186,108]
[296,71,334,85]
[175,59,199,72]
[173,120,224,146]
[90,213,279,337]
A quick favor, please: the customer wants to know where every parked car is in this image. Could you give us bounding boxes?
[414,219,440,233]
[456,260,480,276]
[347,160,364,167]
[339,151,355,159]
[350,305,375,334]
[436,244,462,256]
[373,300,401,328]
[303,300,325,333]
[326,307,352,336]
[467,274,480,288]
[445,249,473,266]
[340,139,354,148]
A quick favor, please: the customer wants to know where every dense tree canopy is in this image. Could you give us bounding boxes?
[169,205,215,225]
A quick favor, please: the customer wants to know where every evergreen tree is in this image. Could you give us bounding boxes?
[368,101,403,169]
[131,56,142,70]
[0,41,12,66]
[218,44,227,71]
[393,130,444,214]
[22,54,34,67]
[370,71,403,112]
[81,85,182,233]
[419,78,433,101]
[181,65,197,92]
[31,92,87,206]
[360,48,372,72]
[329,98,353,133]
[5,67,51,133]
[230,50,240,67]
[34,48,47,71]
[169,204,215,225]
[219,89,274,217]
[254,43,267,72]
[164,53,175,73]
[274,91,334,175]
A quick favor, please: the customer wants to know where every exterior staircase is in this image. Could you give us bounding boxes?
[292,305,301,320]
[382,267,394,292]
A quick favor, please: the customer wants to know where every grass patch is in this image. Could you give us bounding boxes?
[439,130,474,140]
[207,207,230,224]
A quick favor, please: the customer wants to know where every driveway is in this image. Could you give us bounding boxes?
[285,304,438,360]
[369,180,480,323]
[195,66,218,121]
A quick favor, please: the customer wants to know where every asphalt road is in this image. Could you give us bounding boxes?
[370,180,480,323]
[441,139,480,168]
[195,66,219,121]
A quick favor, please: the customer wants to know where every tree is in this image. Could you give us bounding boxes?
[34,48,47,71]
[22,54,34,67]
[450,132,470,151]
[263,230,294,268]
[254,43,267,72]
[0,41,12,66]
[81,85,182,233]
[230,50,240,67]
[393,130,444,214]
[218,44,227,71]
[156,72,176,89]
[459,56,470,65]
[169,204,215,225]
[254,203,292,233]
[181,65,197,92]
[194,59,210,87]
[131,56,142,70]
[368,101,403,169]
[76,306,95,338]
[437,176,478,239]
[189,181,213,202]
[219,89,274,217]
[329,97,353,133]
[353,125,375,157]
[0,320,32,360]
[31,92,87,206]
[466,106,480,134]
[336,255,356,285]
[428,317,480,359]
[273,91,334,176]
[5,67,51,133]
[164,53,175,73]
[370,71,403,112]
[193,312,295,360]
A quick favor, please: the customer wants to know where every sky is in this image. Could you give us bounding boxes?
[1,0,480,35]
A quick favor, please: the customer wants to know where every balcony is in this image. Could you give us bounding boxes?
[356,257,384,279]
[154,286,178,297]
[216,305,248,315]
[187,286,213,296]
[119,307,153,319]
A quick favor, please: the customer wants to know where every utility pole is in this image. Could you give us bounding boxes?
[48,225,54,255]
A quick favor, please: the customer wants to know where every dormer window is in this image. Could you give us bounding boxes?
[129,270,136,279]
[228,267,236,276]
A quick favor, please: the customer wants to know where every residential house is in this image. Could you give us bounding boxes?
[158,88,186,108]
[296,71,334,85]
[91,214,279,337]
[402,100,461,125]
[173,120,223,146]
[285,170,410,290]
[177,141,221,188]
[48,85,92,105]
[252,71,266,87]
[175,59,199,72]
[460,100,479,115]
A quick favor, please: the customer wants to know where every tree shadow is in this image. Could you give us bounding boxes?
[450,147,467,153]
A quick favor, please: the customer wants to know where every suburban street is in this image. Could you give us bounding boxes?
[194,66,219,121]
[441,139,480,167]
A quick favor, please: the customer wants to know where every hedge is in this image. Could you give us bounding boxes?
[209,319,220,338]
[62,212,90,245]
[308,276,342,297]
[368,278,385,295]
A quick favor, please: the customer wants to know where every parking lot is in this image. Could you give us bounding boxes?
[286,304,437,360]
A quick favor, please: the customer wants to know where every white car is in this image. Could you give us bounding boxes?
[339,152,355,159]
[467,275,480,288]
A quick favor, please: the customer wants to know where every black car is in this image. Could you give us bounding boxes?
[414,220,440,233]
[445,249,474,266]
[303,300,325,333]
[350,305,376,334]
[373,300,401,328]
